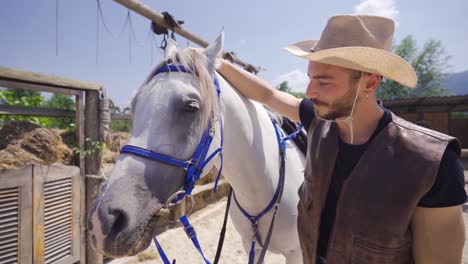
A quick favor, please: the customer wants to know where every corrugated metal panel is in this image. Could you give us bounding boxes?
[44,178,73,264]
[0,187,19,264]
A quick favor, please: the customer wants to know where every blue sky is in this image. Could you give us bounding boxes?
[1,0,467,106]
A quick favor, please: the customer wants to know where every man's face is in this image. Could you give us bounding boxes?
[306,62,361,120]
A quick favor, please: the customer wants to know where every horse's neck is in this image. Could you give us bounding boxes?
[216,74,281,213]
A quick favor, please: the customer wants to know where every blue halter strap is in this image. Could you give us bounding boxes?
[121,64,224,199]
[121,64,224,264]
[232,118,303,264]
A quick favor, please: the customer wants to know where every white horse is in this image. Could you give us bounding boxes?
[88,33,305,263]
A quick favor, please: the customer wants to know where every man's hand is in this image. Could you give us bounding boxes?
[411,205,465,263]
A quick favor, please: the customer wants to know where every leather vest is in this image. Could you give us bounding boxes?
[297,112,460,264]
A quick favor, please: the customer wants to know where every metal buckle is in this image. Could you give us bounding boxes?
[250,216,258,226]
[184,224,197,239]
[184,159,194,171]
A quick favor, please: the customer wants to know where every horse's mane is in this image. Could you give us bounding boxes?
[131,48,219,129]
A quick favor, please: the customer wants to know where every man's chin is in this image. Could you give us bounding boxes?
[315,110,350,121]
[314,109,334,120]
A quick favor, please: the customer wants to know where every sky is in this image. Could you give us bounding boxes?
[1,0,467,106]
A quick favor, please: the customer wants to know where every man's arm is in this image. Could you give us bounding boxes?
[411,205,465,263]
[217,60,302,122]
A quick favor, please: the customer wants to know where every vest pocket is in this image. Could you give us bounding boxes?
[351,236,412,264]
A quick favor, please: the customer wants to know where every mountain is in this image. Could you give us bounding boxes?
[444,71,468,96]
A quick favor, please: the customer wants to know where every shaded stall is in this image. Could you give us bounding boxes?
[384,95,468,148]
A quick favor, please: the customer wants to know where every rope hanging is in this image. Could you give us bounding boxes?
[55,0,59,56]
[95,3,182,63]
[96,0,131,63]
[128,13,153,47]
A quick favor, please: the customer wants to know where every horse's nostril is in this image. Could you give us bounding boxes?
[110,209,128,234]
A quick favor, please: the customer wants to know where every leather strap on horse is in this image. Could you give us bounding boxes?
[230,118,292,264]
[213,186,233,264]
[256,142,285,264]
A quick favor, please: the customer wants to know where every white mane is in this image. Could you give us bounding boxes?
[131,48,220,129]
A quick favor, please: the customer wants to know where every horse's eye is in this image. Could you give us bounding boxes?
[184,101,200,112]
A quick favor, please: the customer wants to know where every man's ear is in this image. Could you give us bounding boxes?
[365,74,382,94]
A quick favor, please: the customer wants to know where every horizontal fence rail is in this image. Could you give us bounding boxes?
[110,113,131,120]
[0,105,75,118]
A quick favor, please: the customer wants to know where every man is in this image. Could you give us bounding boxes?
[217,15,466,263]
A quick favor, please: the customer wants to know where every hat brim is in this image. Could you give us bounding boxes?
[284,40,417,88]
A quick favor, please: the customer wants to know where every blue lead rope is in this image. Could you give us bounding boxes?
[153,215,211,264]
[153,237,175,264]
[180,216,212,264]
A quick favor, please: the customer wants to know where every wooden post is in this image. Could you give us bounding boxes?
[85,90,104,264]
[75,92,87,263]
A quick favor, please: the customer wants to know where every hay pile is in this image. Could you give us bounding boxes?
[0,121,74,170]
[102,132,130,166]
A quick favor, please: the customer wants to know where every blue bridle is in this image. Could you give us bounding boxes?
[121,65,224,205]
[120,64,224,264]
[120,64,303,264]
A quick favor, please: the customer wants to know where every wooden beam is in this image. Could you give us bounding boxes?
[113,0,255,69]
[0,80,81,95]
[0,105,75,117]
[0,66,101,91]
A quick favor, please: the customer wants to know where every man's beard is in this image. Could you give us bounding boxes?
[312,84,360,120]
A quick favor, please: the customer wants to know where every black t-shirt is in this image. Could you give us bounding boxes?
[299,98,467,258]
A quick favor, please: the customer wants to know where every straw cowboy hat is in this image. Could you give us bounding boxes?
[284,15,417,88]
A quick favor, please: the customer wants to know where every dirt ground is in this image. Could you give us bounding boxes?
[109,198,286,264]
[110,180,468,264]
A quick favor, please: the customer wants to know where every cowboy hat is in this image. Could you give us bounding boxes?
[284,15,417,88]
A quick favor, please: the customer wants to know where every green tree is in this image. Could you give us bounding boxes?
[377,36,452,100]
[0,89,45,126]
[277,81,291,93]
[109,104,132,132]
[43,94,75,129]
[0,90,77,129]
[276,81,305,98]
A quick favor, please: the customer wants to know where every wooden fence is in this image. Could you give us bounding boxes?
[0,66,104,263]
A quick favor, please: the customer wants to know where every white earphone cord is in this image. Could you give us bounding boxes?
[314,72,364,144]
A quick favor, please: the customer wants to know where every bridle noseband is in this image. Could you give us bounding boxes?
[120,64,224,209]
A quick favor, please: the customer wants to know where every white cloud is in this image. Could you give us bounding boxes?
[239,39,247,46]
[272,69,309,93]
[353,0,399,21]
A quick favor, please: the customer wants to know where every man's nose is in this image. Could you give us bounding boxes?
[306,80,319,99]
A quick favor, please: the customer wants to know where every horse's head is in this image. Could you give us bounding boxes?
[88,33,224,257]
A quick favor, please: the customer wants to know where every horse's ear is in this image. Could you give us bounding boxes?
[165,39,180,59]
[203,32,224,71]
